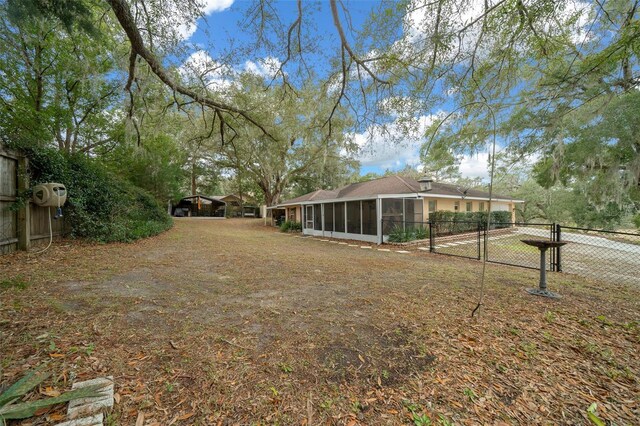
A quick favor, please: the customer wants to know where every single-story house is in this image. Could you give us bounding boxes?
[173,195,226,217]
[269,175,524,243]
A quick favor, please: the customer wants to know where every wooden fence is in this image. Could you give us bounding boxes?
[0,146,65,254]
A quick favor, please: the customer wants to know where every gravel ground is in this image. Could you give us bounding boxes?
[1,218,638,425]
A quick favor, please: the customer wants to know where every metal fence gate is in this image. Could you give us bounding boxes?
[429,220,483,260]
[483,222,558,271]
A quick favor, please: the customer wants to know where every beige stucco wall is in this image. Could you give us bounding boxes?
[422,197,516,222]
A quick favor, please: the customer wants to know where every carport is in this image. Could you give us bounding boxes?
[173,195,226,217]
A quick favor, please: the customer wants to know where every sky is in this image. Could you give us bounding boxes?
[175,0,501,181]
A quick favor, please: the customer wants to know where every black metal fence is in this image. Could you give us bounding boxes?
[552,226,640,285]
[386,220,639,285]
[428,220,483,260]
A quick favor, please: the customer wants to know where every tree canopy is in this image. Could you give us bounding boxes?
[1,0,638,227]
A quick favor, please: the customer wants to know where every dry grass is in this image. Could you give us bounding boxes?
[0,218,638,425]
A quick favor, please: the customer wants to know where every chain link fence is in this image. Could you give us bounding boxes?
[423,220,639,285]
[554,226,640,285]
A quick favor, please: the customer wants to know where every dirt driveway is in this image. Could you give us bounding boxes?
[1,219,638,425]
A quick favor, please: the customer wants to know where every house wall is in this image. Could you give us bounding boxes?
[282,197,518,237]
[422,197,515,221]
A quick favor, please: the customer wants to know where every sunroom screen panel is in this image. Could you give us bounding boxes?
[404,199,423,230]
[361,199,377,235]
[324,203,334,232]
[313,204,322,230]
[334,203,345,232]
[382,198,403,235]
[346,201,361,234]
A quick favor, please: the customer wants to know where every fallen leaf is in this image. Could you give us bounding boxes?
[41,386,61,397]
[47,413,66,421]
[136,411,145,426]
[178,412,195,420]
[49,353,65,358]
[114,392,121,404]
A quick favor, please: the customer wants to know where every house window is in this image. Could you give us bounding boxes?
[454,201,460,212]
[466,202,473,212]
[428,200,437,213]
[305,205,313,229]
[324,203,334,232]
[334,202,345,232]
[288,208,296,221]
[362,200,377,235]
[479,202,485,212]
[346,201,361,234]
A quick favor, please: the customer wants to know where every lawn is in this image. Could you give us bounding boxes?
[0,219,638,425]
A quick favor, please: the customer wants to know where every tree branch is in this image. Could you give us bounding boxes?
[106,0,274,139]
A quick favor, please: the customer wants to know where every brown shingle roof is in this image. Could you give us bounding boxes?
[278,189,338,206]
[277,175,519,206]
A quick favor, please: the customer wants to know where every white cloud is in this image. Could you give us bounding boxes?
[179,51,288,91]
[349,110,513,180]
[201,0,234,14]
[458,149,542,182]
[397,0,592,64]
[351,115,439,170]
[459,152,490,180]
[244,57,282,78]
[178,0,236,40]
[179,50,235,91]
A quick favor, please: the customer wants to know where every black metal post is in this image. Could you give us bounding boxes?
[429,221,434,252]
[556,224,562,272]
[550,223,556,271]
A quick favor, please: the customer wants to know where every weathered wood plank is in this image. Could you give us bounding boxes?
[16,156,29,251]
[0,146,19,160]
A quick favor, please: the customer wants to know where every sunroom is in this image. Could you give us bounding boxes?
[300,197,424,244]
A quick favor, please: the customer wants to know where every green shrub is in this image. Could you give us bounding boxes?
[429,210,511,227]
[280,221,302,232]
[634,214,640,229]
[388,225,413,242]
[388,225,429,243]
[414,226,429,240]
[20,147,172,243]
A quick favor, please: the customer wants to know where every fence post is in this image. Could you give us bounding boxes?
[550,223,556,271]
[556,224,562,272]
[477,221,481,260]
[429,221,434,252]
[16,156,30,251]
